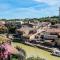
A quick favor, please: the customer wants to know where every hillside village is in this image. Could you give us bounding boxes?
[0,17,60,60]
[0,17,60,47]
[16,20,60,47]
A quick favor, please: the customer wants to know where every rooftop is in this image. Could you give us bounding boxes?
[46,28,60,33]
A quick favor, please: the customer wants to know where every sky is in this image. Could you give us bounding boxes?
[0,0,60,19]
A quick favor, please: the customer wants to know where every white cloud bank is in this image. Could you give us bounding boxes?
[0,0,60,19]
[34,0,60,6]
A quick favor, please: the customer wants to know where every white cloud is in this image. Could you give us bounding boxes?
[0,0,59,18]
[1,6,58,19]
[33,0,60,16]
[34,0,60,6]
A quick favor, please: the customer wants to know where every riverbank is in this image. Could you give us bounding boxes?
[24,42,52,52]
[12,42,60,60]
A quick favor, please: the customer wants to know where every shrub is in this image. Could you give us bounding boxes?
[26,57,45,60]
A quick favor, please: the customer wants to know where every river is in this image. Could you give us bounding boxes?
[13,42,60,60]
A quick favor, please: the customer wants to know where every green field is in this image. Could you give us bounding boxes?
[12,42,60,60]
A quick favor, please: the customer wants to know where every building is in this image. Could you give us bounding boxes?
[50,24,60,28]
[0,21,5,26]
[43,34,58,40]
[16,22,51,40]
[46,28,60,36]
[43,28,60,46]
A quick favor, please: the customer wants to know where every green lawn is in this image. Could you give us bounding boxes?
[12,42,60,60]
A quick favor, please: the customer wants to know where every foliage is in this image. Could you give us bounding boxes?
[0,36,9,44]
[6,23,16,33]
[12,46,26,60]
[0,26,8,33]
[8,26,16,33]
[16,46,26,57]
[0,16,59,22]
[26,57,45,60]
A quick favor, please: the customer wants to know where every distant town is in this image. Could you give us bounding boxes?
[0,15,60,60]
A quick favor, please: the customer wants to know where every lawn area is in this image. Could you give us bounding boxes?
[12,42,60,60]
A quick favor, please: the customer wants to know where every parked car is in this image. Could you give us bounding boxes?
[51,48,60,57]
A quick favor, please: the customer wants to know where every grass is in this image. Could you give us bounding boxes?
[12,42,60,60]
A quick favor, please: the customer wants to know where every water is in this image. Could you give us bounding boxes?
[13,42,60,60]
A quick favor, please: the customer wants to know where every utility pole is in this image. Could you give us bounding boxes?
[59,7,60,20]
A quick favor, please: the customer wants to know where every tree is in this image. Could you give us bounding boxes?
[8,26,16,33]
[0,36,9,44]
[16,46,26,60]
[0,26,8,33]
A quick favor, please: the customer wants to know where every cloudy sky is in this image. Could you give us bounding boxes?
[0,0,60,19]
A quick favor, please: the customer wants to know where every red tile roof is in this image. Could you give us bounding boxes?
[46,28,60,33]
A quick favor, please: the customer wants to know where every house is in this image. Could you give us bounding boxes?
[43,28,60,46]
[55,39,60,46]
[41,22,51,27]
[16,22,51,41]
[0,21,5,26]
[55,24,60,28]
[43,34,58,40]
[17,25,34,35]
[15,21,24,24]
[16,26,37,40]
[28,22,51,29]
[50,24,60,28]
[46,28,60,36]
[27,21,41,29]
[40,33,58,46]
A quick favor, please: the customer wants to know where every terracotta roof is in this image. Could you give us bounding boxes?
[17,26,35,35]
[58,33,60,36]
[46,28,60,33]
[0,21,5,26]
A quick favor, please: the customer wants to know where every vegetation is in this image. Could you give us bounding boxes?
[26,57,45,60]
[0,16,59,23]
[0,16,59,26]
[8,26,16,33]
[0,36,9,44]
[12,57,45,60]
[0,16,60,60]
[0,26,8,33]
[16,46,26,60]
